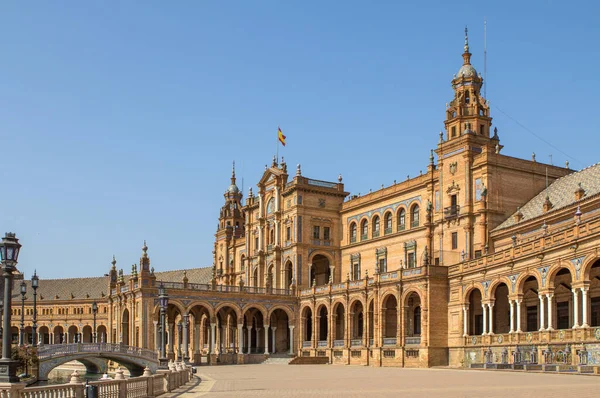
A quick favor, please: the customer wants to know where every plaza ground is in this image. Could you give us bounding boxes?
[193,365,599,398]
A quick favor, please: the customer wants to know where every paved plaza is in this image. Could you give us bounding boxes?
[194,365,599,398]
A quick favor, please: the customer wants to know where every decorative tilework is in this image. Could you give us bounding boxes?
[482,280,491,297]
[509,273,519,293]
[538,266,549,287]
[571,256,585,280]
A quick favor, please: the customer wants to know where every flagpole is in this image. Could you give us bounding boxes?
[276,126,279,164]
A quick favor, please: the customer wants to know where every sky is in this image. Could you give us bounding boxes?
[1,1,599,279]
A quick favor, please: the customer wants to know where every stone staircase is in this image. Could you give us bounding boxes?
[262,355,294,365]
[288,356,329,365]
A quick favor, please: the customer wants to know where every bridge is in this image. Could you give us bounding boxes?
[37,343,159,380]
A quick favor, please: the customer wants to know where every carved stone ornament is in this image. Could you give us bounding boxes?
[449,162,458,175]
[446,180,460,194]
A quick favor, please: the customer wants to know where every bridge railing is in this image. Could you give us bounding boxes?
[37,343,158,361]
[2,366,192,398]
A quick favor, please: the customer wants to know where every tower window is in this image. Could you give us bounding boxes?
[451,126,457,138]
[465,91,470,104]
[451,232,458,250]
[479,125,484,135]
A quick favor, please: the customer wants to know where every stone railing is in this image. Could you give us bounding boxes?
[158,281,290,296]
[38,343,158,361]
[5,362,193,398]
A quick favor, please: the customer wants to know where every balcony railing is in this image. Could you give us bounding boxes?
[384,227,392,235]
[333,339,344,347]
[397,224,405,232]
[410,220,419,228]
[350,236,357,243]
[405,336,421,345]
[317,340,328,347]
[361,234,368,241]
[351,339,362,347]
[383,337,397,346]
[444,205,460,219]
[302,341,312,348]
[373,230,380,238]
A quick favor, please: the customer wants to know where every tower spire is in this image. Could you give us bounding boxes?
[231,161,236,185]
[463,26,471,65]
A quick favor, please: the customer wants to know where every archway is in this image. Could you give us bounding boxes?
[405,292,421,339]
[318,306,328,345]
[122,308,130,345]
[82,325,93,343]
[97,325,108,343]
[269,309,290,354]
[216,305,239,354]
[285,261,293,292]
[493,283,510,334]
[468,289,483,335]
[590,260,600,326]
[552,268,574,330]
[302,307,312,348]
[522,276,540,332]
[244,307,264,354]
[332,303,345,345]
[350,301,364,345]
[38,326,50,345]
[382,294,398,343]
[53,325,64,344]
[68,325,79,343]
[310,254,331,286]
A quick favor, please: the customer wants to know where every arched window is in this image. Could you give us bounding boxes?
[360,219,368,241]
[266,198,275,214]
[465,91,470,104]
[397,209,406,231]
[372,216,380,238]
[384,212,392,234]
[414,306,421,335]
[410,205,420,228]
[350,223,357,243]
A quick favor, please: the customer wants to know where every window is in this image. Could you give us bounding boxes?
[360,220,368,240]
[407,252,416,268]
[254,237,259,250]
[298,195,303,205]
[384,212,392,234]
[313,226,320,240]
[286,226,291,241]
[465,91,470,104]
[410,205,420,228]
[352,262,361,280]
[378,258,387,273]
[372,216,380,238]
[267,198,275,214]
[397,209,406,231]
[451,232,458,250]
[479,125,484,135]
[451,126,457,138]
[350,223,357,243]
[323,227,330,241]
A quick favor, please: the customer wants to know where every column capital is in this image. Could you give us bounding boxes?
[289,325,295,330]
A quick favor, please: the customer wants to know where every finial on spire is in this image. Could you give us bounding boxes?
[111,255,117,269]
[296,164,302,176]
[142,240,148,257]
[232,161,236,178]
[464,26,469,53]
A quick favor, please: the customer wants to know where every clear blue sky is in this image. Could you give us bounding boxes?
[2,1,599,279]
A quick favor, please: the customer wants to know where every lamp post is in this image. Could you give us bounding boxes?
[92,301,98,343]
[0,232,22,382]
[158,282,169,369]
[0,299,3,340]
[19,280,26,346]
[31,271,38,347]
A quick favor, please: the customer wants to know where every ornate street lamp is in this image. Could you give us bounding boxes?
[0,232,22,382]
[92,301,98,343]
[158,282,169,369]
[19,280,26,346]
[0,298,3,340]
[183,313,190,364]
[31,271,38,347]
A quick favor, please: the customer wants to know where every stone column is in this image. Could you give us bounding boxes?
[463,305,468,337]
[516,299,522,332]
[237,324,244,354]
[288,325,295,355]
[153,321,158,350]
[246,326,252,354]
[538,295,545,331]
[271,327,277,353]
[183,316,189,360]
[488,303,494,335]
[313,316,319,349]
[194,323,200,357]
[581,287,589,328]
[572,288,580,328]
[210,323,216,354]
[481,304,487,335]
[508,300,514,333]
[546,294,554,331]
[255,328,261,352]
[264,325,270,355]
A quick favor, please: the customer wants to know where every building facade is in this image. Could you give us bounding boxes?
[8,31,600,370]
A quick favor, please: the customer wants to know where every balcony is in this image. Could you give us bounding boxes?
[405,336,421,345]
[383,337,397,346]
[444,205,460,219]
[317,340,328,348]
[384,227,392,235]
[302,341,312,348]
[397,224,405,232]
[410,220,419,228]
[350,236,357,243]
[373,230,380,238]
[361,234,368,241]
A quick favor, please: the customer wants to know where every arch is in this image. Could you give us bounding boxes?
[372,215,381,238]
[581,254,600,282]
[284,260,293,291]
[310,254,331,286]
[488,277,512,299]
[121,309,130,345]
[381,293,398,339]
[410,204,420,228]
[492,282,510,334]
[588,259,600,327]
[551,264,575,330]
[97,325,108,343]
[349,300,364,342]
[332,301,345,341]
[383,211,393,234]
[359,218,369,240]
[215,302,243,321]
[402,288,424,306]
[242,304,268,324]
[396,207,406,231]
[82,325,93,343]
[185,301,215,320]
[68,325,79,344]
[547,261,576,287]
[267,305,295,323]
[301,306,313,344]
[269,308,290,354]
[53,325,65,344]
[349,222,358,243]
[38,325,50,345]
[515,271,542,296]
[521,275,541,332]
[317,305,328,342]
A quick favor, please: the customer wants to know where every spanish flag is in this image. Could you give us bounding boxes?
[278,126,286,146]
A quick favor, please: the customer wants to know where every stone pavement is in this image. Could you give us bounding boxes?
[197,364,600,398]
[160,375,214,397]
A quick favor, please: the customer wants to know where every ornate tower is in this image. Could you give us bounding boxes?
[444,27,493,141]
[214,162,245,284]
